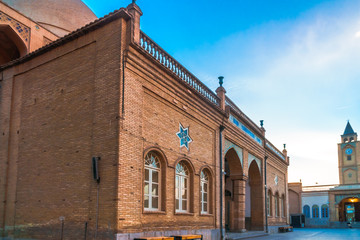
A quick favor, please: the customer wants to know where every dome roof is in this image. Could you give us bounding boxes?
[2,0,97,37]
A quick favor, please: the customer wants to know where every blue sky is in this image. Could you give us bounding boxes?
[83,0,360,186]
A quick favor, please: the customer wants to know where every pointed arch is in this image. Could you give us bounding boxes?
[248,153,261,175]
[224,140,243,166]
[248,160,263,230]
[0,24,28,65]
[224,147,244,231]
[225,148,243,176]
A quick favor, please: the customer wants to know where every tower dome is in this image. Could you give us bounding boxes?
[2,0,97,37]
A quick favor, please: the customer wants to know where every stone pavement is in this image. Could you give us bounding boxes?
[248,228,360,239]
[226,231,269,239]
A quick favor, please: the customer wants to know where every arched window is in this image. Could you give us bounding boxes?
[275,193,279,217]
[321,204,329,218]
[303,205,310,218]
[144,152,161,210]
[200,170,209,214]
[267,190,272,216]
[281,194,285,217]
[312,205,319,218]
[176,161,190,212]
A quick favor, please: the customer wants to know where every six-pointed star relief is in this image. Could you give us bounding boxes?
[176,123,192,150]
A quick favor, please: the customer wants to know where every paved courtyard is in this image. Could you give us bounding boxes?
[253,228,360,240]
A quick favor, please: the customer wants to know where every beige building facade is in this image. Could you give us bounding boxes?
[329,122,360,225]
[0,1,290,239]
[289,122,360,228]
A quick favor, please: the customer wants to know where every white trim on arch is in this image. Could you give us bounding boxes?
[224,139,243,166]
[248,153,261,174]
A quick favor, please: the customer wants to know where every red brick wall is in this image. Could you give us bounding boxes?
[0,6,290,239]
[0,65,15,236]
[117,46,221,233]
[1,17,126,239]
[288,182,302,215]
[267,150,289,225]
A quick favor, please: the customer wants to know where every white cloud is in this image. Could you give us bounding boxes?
[177,1,360,185]
[271,130,339,185]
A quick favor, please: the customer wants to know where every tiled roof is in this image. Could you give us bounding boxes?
[343,121,356,136]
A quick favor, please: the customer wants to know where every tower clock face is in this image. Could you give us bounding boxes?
[345,148,353,155]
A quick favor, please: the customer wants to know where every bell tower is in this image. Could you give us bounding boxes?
[338,121,359,185]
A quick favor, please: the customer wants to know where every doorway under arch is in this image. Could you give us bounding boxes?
[339,197,360,222]
[224,148,244,232]
[247,160,264,230]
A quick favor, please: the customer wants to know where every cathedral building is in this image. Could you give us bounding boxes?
[289,122,360,228]
[329,122,360,225]
[0,1,290,239]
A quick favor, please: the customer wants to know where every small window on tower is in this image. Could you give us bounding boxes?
[347,156,352,161]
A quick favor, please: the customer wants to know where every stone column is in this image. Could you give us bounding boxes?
[232,175,247,232]
[329,193,337,222]
[335,204,339,222]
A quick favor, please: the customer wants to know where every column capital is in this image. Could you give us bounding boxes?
[231,174,248,181]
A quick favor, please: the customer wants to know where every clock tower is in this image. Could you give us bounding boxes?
[338,121,359,184]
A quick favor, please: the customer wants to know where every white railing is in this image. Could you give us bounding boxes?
[140,31,220,106]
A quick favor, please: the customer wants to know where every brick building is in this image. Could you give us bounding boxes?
[0,1,290,239]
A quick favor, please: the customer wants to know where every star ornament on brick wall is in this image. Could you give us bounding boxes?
[274,175,279,185]
[176,123,192,150]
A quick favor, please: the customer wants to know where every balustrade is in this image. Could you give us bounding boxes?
[140,32,219,106]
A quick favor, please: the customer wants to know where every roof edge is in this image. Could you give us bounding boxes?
[0,7,131,71]
[0,1,59,38]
